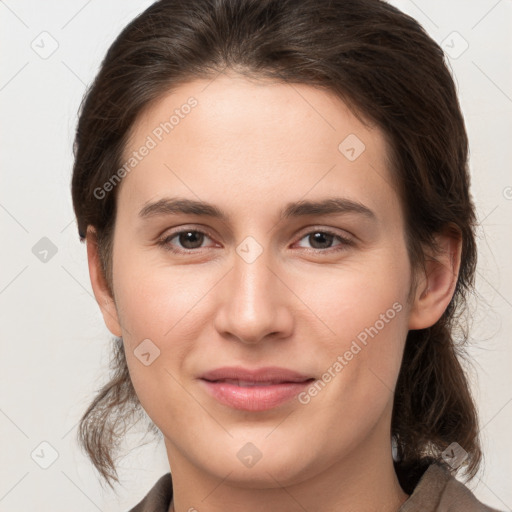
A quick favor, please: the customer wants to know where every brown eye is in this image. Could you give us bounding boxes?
[307,232,335,249]
[176,230,205,249]
[158,229,214,253]
[295,229,353,252]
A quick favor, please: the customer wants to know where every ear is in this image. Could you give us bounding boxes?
[86,226,122,337]
[408,225,462,330]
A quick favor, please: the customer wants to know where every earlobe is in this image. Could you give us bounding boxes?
[86,226,123,337]
[408,227,462,330]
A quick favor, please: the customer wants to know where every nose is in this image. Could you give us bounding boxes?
[213,244,294,346]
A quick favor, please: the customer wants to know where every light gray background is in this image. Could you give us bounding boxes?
[1,1,511,510]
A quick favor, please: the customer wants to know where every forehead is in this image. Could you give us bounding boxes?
[117,73,401,225]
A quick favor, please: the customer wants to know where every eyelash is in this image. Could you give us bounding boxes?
[156,227,354,255]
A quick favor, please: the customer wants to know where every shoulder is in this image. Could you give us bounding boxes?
[399,463,503,512]
[127,473,173,512]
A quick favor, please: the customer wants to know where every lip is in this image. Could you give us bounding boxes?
[199,366,315,411]
[200,366,313,383]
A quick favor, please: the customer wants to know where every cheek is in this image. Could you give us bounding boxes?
[112,264,207,426]
[298,283,408,458]
[296,249,410,344]
[300,249,411,404]
[113,248,213,340]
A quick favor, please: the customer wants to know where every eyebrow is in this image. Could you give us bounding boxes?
[138,196,376,222]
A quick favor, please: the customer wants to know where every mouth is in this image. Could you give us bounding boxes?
[203,378,313,387]
[198,366,315,411]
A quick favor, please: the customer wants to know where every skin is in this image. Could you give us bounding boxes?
[87,71,462,512]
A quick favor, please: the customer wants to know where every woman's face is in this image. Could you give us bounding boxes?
[94,72,421,487]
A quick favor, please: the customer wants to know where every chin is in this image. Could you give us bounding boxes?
[199,436,318,489]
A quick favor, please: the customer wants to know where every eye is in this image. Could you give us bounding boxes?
[294,229,353,252]
[157,227,354,255]
[157,228,216,253]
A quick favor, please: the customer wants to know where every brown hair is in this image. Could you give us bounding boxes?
[72,0,481,493]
